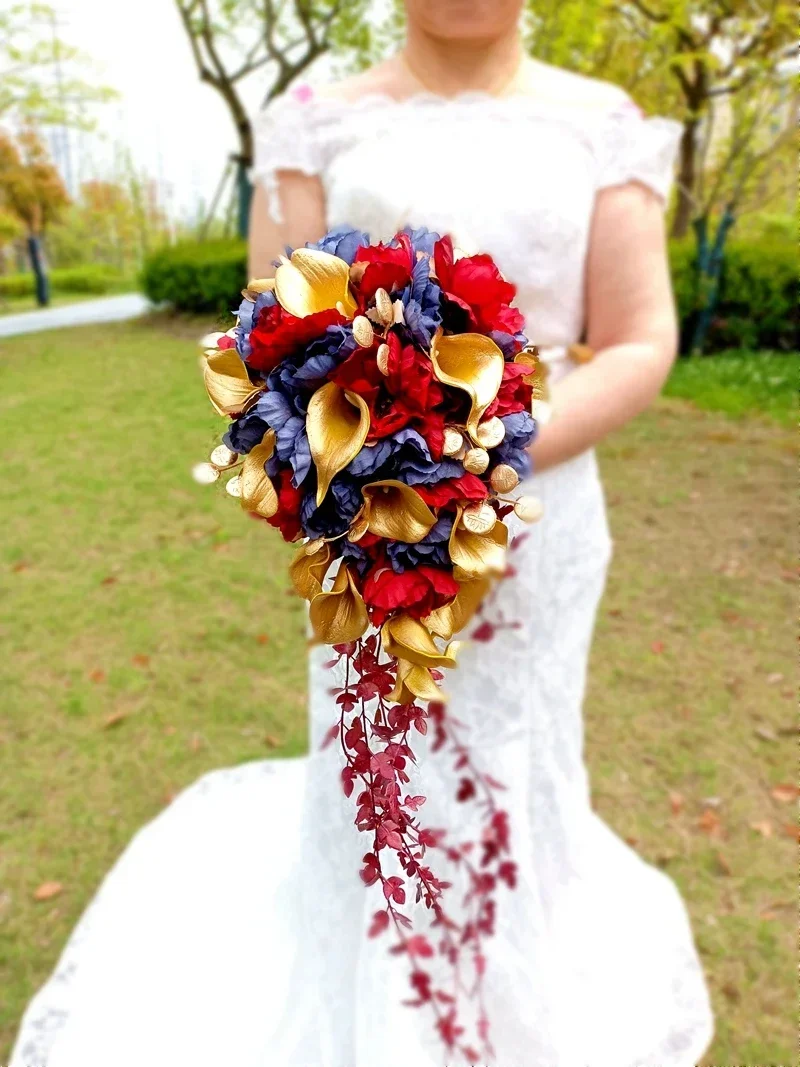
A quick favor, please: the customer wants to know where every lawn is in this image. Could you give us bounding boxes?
[0,322,795,1064]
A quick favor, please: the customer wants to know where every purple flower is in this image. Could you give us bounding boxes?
[493,411,536,479]
[489,330,528,358]
[305,225,369,264]
[235,289,276,360]
[301,475,363,539]
[401,226,441,258]
[339,537,371,577]
[387,514,454,572]
[400,256,441,348]
[345,428,462,486]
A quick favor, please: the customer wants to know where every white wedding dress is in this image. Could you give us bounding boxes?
[12,67,714,1067]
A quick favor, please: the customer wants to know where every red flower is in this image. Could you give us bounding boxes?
[433,235,524,336]
[484,362,533,419]
[385,333,444,416]
[265,468,304,541]
[330,343,384,405]
[354,235,414,304]
[248,304,345,372]
[362,563,459,626]
[414,474,487,509]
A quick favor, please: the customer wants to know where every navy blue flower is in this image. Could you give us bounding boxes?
[235,289,276,360]
[345,428,462,486]
[386,514,454,573]
[339,537,371,577]
[493,411,537,479]
[399,256,441,349]
[489,329,528,358]
[401,226,441,258]
[223,408,269,455]
[301,474,363,539]
[305,225,369,264]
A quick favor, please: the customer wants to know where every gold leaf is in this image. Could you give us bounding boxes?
[431,330,505,441]
[307,383,371,506]
[424,577,491,640]
[203,349,261,417]
[240,430,278,518]
[514,348,549,403]
[388,658,444,704]
[289,540,331,600]
[382,615,457,669]
[275,248,357,318]
[308,564,369,644]
[361,480,436,543]
[449,506,508,577]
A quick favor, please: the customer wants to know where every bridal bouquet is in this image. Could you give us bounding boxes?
[196,225,546,1060]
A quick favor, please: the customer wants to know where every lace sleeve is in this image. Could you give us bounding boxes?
[596,98,682,204]
[252,85,331,223]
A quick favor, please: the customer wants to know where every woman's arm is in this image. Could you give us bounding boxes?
[530,181,678,472]
[248,172,327,278]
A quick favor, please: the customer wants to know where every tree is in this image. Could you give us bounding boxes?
[174,0,370,237]
[606,0,794,237]
[0,127,69,304]
[0,3,115,127]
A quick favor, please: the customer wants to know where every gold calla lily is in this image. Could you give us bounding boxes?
[431,330,505,441]
[308,563,369,644]
[289,539,331,601]
[361,480,437,543]
[275,248,357,319]
[307,383,371,506]
[514,348,549,404]
[388,658,444,704]
[424,576,491,641]
[240,430,279,519]
[203,348,262,417]
[449,506,509,578]
[382,615,458,670]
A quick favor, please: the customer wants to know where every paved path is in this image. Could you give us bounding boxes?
[0,293,152,339]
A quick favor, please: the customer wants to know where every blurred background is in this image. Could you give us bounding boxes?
[0,1,795,1063]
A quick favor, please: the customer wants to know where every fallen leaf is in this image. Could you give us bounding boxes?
[770,784,799,804]
[749,820,773,838]
[624,835,639,848]
[100,575,117,586]
[721,981,740,1003]
[12,561,30,573]
[669,791,685,816]
[255,634,270,645]
[264,733,282,749]
[607,608,623,618]
[189,733,203,753]
[759,908,777,922]
[656,850,677,867]
[163,725,176,736]
[103,711,127,729]
[754,726,777,742]
[88,668,106,684]
[782,823,799,842]
[766,672,784,685]
[698,808,722,837]
[715,851,732,876]
[650,640,665,654]
[131,654,150,668]
[33,882,63,902]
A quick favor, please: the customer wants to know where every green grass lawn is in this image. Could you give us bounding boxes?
[0,325,795,1064]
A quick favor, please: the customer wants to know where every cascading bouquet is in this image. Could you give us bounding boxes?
[195,225,548,1061]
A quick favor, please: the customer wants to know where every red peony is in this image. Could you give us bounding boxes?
[484,362,533,419]
[248,305,345,372]
[331,343,385,405]
[433,236,524,336]
[362,562,459,626]
[414,474,488,509]
[354,235,414,304]
[385,333,444,416]
[266,468,304,542]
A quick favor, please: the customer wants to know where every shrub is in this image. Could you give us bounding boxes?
[140,239,247,316]
[138,235,796,353]
[0,264,126,298]
[670,237,797,354]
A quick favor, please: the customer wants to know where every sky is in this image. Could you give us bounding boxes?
[50,0,333,220]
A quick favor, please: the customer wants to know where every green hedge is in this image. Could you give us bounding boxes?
[671,239,797,352]
[140,236,796,353]
[0,264,127,298]
[140,239,247,316]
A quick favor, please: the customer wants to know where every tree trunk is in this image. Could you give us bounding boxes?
[672,117,699,238]
[689,207,736,355]
[27,234,49,307]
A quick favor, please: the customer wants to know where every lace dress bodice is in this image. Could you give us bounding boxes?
[253,80,681,356]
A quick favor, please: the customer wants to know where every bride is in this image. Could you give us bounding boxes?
[12,2,714,1065]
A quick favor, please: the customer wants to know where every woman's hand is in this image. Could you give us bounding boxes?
[248,172,327,279]
[530,181,678,473]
